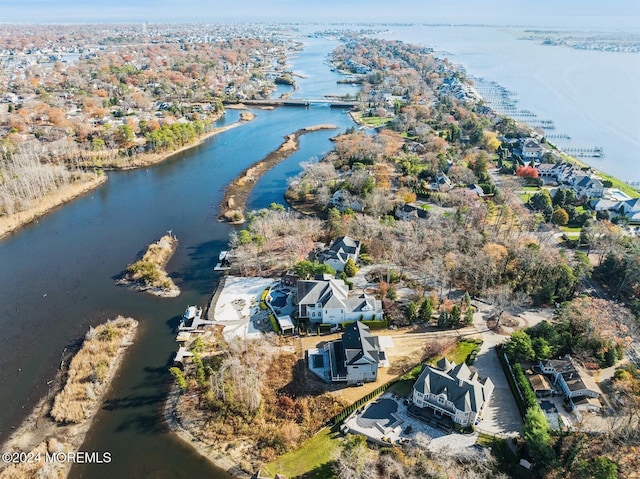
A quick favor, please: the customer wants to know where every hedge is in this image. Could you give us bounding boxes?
[497,346,539,418]
[330,379,399,427]
[361,319,389,330]
[269,314,280,334]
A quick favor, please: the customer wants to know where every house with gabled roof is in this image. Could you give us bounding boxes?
[297,276,382,324]
[540,355,602,401]
[521,138,543,160]
[411,358,494,427]
[308,321,386,384]
[571,175,604,199]
[318,236,361,272]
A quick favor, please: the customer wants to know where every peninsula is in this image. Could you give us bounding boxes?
[219,124,337,223]
[0,317,138,479]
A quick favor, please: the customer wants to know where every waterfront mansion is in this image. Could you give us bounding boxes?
[412,358,494,427]
[297,275,383,324]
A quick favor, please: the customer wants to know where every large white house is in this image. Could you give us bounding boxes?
[297,276,382,324]
[412,358,494,427]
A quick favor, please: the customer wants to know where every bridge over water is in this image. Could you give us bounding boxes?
[224,98,358,108]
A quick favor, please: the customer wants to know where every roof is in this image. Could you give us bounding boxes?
[297,279,348,308]
[414,360,493,414]
[542,356,602,395]
[329,236,360,255]
[342,321,380,365]
[529,374,552,391]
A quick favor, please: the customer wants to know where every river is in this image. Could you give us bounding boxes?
[0,36,357,479]
[0,23,637,479]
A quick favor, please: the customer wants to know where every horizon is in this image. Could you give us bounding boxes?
[0,0,639,31]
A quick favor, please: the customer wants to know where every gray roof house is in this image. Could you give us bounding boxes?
[571,175,604,199]
[318,236,361,272]
[308,321,386,385]
[540,356,602,402]
[297,276,382,324]
[394,203,430,221]
[411,358,494,427]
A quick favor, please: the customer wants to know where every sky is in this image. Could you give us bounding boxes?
[0,0,639,30]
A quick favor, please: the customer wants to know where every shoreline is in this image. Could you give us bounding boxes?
[163,386,250,478]
[0,114,255,242]
[218,123,337,223]
[118,234,181,298]
[0,173,107,241]
[0,318,138,478]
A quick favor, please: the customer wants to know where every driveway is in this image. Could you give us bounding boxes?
[471,304,524,437]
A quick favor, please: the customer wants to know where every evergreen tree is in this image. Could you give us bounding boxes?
[419,297,433,323]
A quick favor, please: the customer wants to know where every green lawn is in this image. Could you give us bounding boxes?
[263,428,341,479]
[446,339,481,365]
[518,193,532,203]
[360,116,393,127]
[427,339,482,366]
[560,225,582,233]
[523,186,540,192]
[389,378,416,398]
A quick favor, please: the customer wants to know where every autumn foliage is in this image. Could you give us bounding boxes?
[516,165,539,179]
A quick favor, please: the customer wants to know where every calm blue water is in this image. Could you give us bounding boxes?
[385,25,640,182]
[0,36,357,479]
[0,23,637,478]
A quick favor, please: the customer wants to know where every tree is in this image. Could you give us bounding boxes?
[344,258,358,277]
[407,301,419,323]
[438,310,450,328]
[464,307,474,326]
[504,331,535,361]
[450,304,461,327]
[552,207,569,226]
[524,406,555,468]
[419,297,433,323]
[169,367,187,391]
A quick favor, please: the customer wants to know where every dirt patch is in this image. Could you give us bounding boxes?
[219,124,337,224]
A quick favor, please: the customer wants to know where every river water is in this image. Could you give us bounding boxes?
[0,24,637,479]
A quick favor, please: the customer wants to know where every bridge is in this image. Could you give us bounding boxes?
[224,98,358,109]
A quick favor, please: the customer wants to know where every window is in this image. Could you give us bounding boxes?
[438,396,445,404]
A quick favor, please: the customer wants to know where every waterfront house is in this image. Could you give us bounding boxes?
[411,358,494,427]
[307,321,386,384]
[521,138,543,161]
[571,175,604,199]
[297,276,382,324]
[318,236,361,272]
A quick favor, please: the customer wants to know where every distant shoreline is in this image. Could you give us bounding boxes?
[0,113,254,241]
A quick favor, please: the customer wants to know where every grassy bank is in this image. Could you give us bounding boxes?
[0,173,106,240]
[122,234,180,297]
[0,316,137,479]
[219,124,337,223]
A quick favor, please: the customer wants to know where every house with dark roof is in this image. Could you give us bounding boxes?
[411,358,494,427]
[571,175,604,199]
[540,356,602,403]
[318,236,361,272]
[297,276,382,324]
[308,321,386,384]
[394,203,430,221]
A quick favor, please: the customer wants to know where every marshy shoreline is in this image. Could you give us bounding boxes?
[0,317,138,479]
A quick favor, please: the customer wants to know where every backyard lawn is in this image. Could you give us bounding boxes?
[263,428,342,479]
